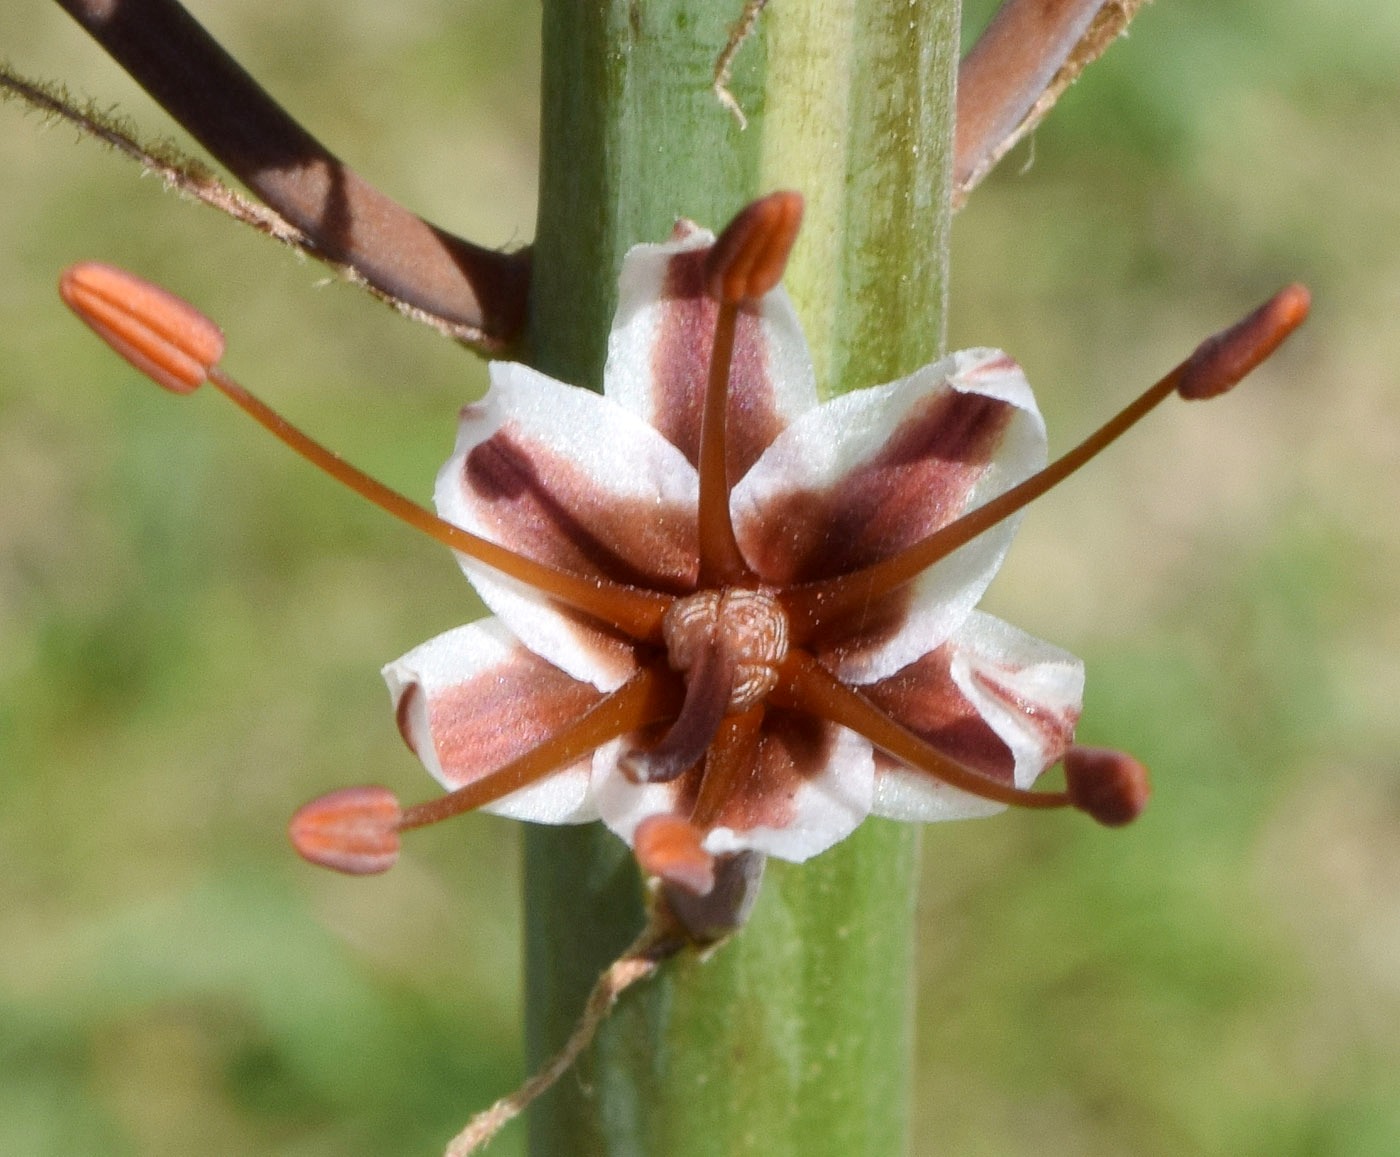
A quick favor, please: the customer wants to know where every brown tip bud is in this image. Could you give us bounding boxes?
[633,813,716,896]
[289,785,403,875]
[704,191,805,304]
[59,262,225,394]
[1064,745,1150,827]
[1177,283,1311,401]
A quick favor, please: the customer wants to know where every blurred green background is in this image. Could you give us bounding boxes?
[2,1,1397,1154]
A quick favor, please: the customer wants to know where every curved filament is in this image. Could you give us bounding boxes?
[207,367,670,639]
[785,285,1310,637]
[398,668,681,830]
[689,706,765,831]
[775,651,1069,810]
[622,645,731,784]
[696,302,749,585]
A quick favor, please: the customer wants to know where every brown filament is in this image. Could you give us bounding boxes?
[398,670,680,830]
[689,707,765,831]
[785,286,1310,638]
[694,193,804,585]
[58,260,670,636]
[204,368,670,639]
[696,303,749,585]
[622,645,732,784]
[775,651,1069,810]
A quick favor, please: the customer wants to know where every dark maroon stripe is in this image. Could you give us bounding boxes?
[741,387,1016,587]
[864,646,1016,784]
[969,668,1078,763]
[651,249,784,479]
[464,427,698,594]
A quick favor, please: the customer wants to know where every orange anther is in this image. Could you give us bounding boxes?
[59,262,225,394]
[704,191,805,304]
[1063,746,1151,827]
[289,785,403,875]
[1177,283,1311,400]
[633,813,716,896]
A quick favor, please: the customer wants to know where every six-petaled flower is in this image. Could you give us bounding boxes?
[385,198,1088,876]
[58,193,1308,927]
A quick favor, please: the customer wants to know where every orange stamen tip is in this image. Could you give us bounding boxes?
[704,191,805,304]
[289,785,403,875]
[1064,745,1151,827]
[633,813,716,896]
[1176,283,1311,401]
[59,262,225,395]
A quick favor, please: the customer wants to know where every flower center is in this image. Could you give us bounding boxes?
[620,587,789,784]
[663,588,789,712]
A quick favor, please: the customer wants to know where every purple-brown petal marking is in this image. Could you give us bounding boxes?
[648,710,834,840]
[861,611,1083,821]
[699,710,861,849]
[437,365,698,687]
[593,697,872,863]
[423,657,604,789]
[739,378,1027,683]
[387,622,610,823]
[651,249,786,481]
[864,646,1018,786]
[969,666,1079,761]
[742,387,1015,588]
[738,350,1046,684]
[463,426,698,595]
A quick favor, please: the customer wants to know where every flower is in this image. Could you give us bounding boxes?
[58,198,1307,917]
[377,192,1122,889]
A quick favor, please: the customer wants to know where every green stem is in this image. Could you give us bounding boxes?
[525,2,957,1152]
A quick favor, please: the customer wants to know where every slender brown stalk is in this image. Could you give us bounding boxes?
[206,367,671,638]
[696,304,747,585]
[784,284,1309,634]
[399,671,681,830]
[775,652,1070,810]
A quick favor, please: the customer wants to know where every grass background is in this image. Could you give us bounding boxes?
[2,1,1398,1153]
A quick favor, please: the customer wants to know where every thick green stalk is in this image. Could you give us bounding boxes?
[525,2,957,1153]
